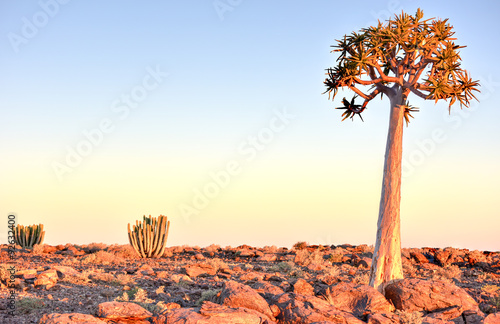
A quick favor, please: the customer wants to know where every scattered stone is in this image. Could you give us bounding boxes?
[34,269,58,289]
[272,292,365,323]
[410,251,429,264]
[257,254,277,262]
[137,264,155,276]
[484,313,500,324]
[293,278,315,296]
[366,312,400,324]
[326,282,395,317]
[97,301,152,320]
[218,280,275,320]
[434,250,451,266]
[39,313,106,324]
[385,279,482,314]
[184,263,217,277]
[153,301,276,324]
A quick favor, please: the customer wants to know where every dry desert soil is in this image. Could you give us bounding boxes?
[1,243,499,323]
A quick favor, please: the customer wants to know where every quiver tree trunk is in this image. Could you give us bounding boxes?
[369,89,407,294]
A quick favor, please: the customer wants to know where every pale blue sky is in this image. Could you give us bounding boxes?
[1,1,499,250]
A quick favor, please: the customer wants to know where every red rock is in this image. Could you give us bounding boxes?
[239,250,256,257]
[385,279,482,314]
[484,313,500,324]
[137,264,155,276]
[152,301,276,324]
[410,251,429,264]
[97,301,152,320]
[35,269,58,288]
[272,292,365,323]
[194,253,205,260]
[218,280,275,320]
[156,271,169,279]
[366,312,400,324]
[257,254,277,262]
[353,256,372,268]
[39,313,106,323]
[42,245,58,253]
[325,282,395,317]
[293,278,315,296]
[252,281,285,299]
[184,263,217,277]
[18,269,37,279]
[422,305,462,322]
[434,250,451,266]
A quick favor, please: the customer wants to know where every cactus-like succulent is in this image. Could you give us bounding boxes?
[127,215,170,258]
[14,224,45,249]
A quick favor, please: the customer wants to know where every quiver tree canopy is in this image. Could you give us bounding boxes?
[324,8,480,124]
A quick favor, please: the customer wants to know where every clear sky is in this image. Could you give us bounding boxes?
[1,1,499,251]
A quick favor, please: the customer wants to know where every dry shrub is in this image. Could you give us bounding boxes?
[196,289,221,306]
[396,310,423,324]
[0,264,9,283]
[89,272,116,283]
[433,265,462,282]
[85,242,108,253]
[32,244,45,255]
[293,241,308,250]
[107,244,140,259]
[115,273,136,286]
[60,270,91,285]
[206,258,228,272]
[81,250,125,265]
[294,249,326,268]
[16,297,45,314]
[352,272,370,285]
[268,261,295,274]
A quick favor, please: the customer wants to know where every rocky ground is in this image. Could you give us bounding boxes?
[0,242,499,323]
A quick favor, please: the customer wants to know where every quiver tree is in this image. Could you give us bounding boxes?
[323,9,479,293]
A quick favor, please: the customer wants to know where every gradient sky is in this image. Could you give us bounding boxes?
[1,1,499,251]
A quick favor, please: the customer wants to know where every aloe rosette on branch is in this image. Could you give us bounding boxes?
[127,215,170,258]
[14,224,45,249]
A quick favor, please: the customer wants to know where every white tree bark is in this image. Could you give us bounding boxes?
[369,89,405,294]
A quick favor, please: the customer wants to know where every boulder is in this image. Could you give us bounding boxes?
[434,250,451,266]
[410,251,429,264]
[293,278,315,296]
[251,281,285,300]
[97,301,152,320]
[35,269,58,289]
[257,254,277,262]
[39,313,106,324]
[152,301,276,324]
[484,313,500,324]
[325,282,394,317]
[385,279,481,314]
[422,305,462,322]
[184,263,217,277]
[272,292,365,323]
[366,312,400,324]
[218,280,275,320]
